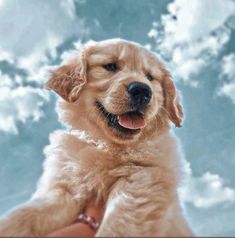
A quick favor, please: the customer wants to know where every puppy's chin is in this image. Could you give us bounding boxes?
[95,101,148,144]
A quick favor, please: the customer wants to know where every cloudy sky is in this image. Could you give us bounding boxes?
[0,0,235,236]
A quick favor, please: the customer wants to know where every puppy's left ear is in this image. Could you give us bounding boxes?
[45,52,87,102]
[162,71,184,127]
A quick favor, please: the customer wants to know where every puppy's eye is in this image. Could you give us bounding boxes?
[146,73,153,81]
[103,63,118,72]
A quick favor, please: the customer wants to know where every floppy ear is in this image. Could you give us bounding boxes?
[162,71,184,127]
[45,52,87,102]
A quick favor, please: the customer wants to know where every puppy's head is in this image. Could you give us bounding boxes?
[46,39,183,144]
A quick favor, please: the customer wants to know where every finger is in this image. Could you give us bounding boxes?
[85,200,105,222]
[48,222,95,237]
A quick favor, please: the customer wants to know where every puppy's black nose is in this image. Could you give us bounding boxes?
[127,82,152,109]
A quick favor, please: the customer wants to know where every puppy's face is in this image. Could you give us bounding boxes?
[46,39,183,143]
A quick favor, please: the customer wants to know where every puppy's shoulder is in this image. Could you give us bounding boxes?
[44,130,88,156]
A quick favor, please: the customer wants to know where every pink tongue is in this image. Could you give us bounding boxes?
[118,113,145,129]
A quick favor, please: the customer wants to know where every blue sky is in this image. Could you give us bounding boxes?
[0,0,235,236]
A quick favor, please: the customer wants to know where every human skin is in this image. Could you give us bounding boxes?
[48,201,104,237]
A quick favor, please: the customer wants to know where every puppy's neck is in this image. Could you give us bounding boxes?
[70,129,108,151]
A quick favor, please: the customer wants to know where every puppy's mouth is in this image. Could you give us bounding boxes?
[96,101,145,134]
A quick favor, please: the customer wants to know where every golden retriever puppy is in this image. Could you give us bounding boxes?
[0,39,194,237]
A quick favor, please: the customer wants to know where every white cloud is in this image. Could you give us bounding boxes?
[179,160,235,208]
[221,54,235,80]
[218,84,235,104]
[0,51,14,64]
[0,70,49,134]
[60,0,76,19]
[59,40,85,62]
[60,0,87,19]
[217,54,235,103]
[0,86,49,134]
[16,36,65,84]
[0,0,90,134]
[0,71,13,87]
[27,65,56,85]
[0,0,88,82]
[161,0,234,44]
[149,0,235,84]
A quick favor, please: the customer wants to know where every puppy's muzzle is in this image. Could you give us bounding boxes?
[127,82,152,111]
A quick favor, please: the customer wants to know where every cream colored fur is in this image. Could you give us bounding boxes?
[0,39,194,237]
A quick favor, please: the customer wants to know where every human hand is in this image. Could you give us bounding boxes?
[48,200,104,237]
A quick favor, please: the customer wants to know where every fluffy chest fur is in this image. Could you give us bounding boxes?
[35,129,180,204]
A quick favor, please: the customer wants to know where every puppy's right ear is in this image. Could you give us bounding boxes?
[162,69,184,128]
[45,53,87,102]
